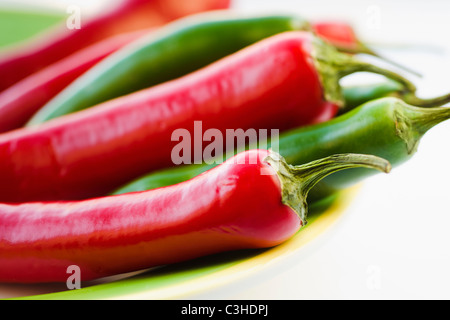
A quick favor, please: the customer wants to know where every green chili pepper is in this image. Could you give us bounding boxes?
[112,97,450,203]
[341,80,404,113]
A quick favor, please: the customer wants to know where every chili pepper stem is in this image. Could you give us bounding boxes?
[312,37,418,107]
[339,58,417,93]
[356,43,424,78]
[405,104,450,135]
[315,37,450,109]
[400,91,450,109]
[393,99,450,154]
[265,152,391,225]
[333,42,424,78]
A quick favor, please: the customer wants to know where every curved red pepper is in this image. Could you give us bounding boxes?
[0,150,390,283]
[0,32,340,203]
[0,0,231,92]
[0,30,149,134]
[313,21,361,52]
[0,150,292,283]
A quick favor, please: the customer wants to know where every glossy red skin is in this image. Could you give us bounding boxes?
[0,0,231,92]
[0,150,301,284]
[313,21,360,51]
[0,31,338,203]
[0,30,148,134]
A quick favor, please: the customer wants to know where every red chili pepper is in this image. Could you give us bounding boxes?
[0,0,230,92]
[313,21,362,52]
[0,30,148,134]
[0,31,413,203]
[0,150,390,283]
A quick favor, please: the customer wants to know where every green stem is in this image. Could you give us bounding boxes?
[356,43,424,78]
[311,37,418,107]
[393,100,450,154]
[406,105,450,135]
[338,58,417,93]
[400,91,450,108]
[345,43,450,108]
[265,152,391,225]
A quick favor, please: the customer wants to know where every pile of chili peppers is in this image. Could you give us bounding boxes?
[0,0,449,284]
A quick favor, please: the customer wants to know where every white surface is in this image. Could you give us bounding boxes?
[1,0,450,300]
[225,0,450,300]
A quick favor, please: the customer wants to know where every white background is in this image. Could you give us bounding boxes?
[1,0,450,300]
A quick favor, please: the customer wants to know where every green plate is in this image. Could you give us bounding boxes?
[0,8,358,300]
[0,8,63,49]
